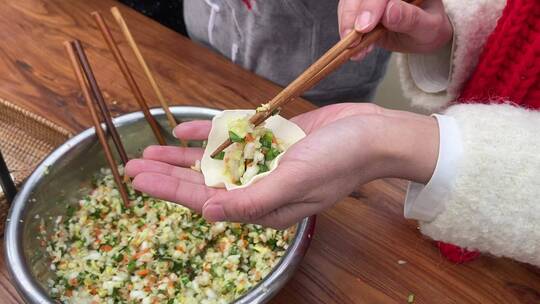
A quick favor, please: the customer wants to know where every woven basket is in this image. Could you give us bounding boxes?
[0,98,72,233]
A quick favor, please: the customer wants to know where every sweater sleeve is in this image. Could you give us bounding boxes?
[397,0,506,111]
[419,103,540,267]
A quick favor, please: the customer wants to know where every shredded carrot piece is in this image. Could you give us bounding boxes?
[68,278,78,286]
[175,243,186,253]
[100,244,113,252]
[134,248,150,259]
[137,269,150,276]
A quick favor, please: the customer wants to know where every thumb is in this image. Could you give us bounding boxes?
[339,0,389,38]
[201,166,299,223]
[382,0,446,41]
[338,0,361,38]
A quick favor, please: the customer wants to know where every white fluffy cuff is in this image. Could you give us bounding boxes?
[420,103,540,267]
[397,0,506,111]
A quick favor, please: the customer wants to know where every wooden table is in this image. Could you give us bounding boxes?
[0,1,538,303]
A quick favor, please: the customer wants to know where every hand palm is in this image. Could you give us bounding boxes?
[126,103,380,228]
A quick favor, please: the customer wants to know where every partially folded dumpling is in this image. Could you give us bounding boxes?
[201,110,306,190]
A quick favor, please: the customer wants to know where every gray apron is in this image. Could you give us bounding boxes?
[184,0,390,105]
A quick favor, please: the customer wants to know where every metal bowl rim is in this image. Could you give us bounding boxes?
[4,106,315,303]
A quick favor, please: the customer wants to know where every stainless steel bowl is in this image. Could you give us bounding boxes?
[5,106,315,303]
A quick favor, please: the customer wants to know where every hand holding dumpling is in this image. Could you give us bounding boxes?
[125,103,439,229]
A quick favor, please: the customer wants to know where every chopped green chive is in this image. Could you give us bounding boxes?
[210,265,219,277]
[181,275,190,285]
[172,261,183,272]
[229,245,239,255]
[221,281,235,294]
[113,253,123,262]
[231,227,243,236]
[258,163,269,173]
[229,131,244,143]
[66,205,75,218]
[212,151,225,160]
[127,260,136,273]
[265,147,281,161]
[267,238,277,250]
[260,132,273,148]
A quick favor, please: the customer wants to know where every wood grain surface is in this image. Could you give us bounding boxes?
[0,1,539,303]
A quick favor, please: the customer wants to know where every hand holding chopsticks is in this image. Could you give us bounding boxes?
[211,0,424,158]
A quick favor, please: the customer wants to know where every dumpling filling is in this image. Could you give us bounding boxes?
[201,109,306,190]
[214,117,284,185]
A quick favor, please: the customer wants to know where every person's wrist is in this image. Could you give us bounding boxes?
[373,110,439,184]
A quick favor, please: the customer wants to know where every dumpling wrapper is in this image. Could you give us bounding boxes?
[201,110,306,190]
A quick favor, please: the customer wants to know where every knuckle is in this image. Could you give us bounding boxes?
[404,8,420,31]
[433,14,452,39]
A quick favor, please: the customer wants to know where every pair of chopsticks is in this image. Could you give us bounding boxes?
[64,7,179,206]
[65,40,131,207]
[0,149,17,204]
[92,7,178,142]
[211,0,423,158]
[91,7,175,145]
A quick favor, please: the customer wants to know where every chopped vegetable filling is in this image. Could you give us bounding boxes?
[222,117,284,185]
[42,169,294,303]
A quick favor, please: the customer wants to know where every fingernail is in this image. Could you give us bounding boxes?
[203,203,226,222]
[354,11,373,32]
[386,1,402,26]
[172,128,178,139]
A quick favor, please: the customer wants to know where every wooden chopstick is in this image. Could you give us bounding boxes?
[64,40,130,207]
[0,149,17,204]
[71,40,129,166]
[90,11,167,146]
[210,0,423,158]
[209,29,363,158]
[109,7,178,130]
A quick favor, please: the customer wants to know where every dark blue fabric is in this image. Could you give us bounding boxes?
[119,0,187,35]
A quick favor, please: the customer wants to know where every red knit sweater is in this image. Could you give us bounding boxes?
[460,0,540,106]
[439,0,540,263]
